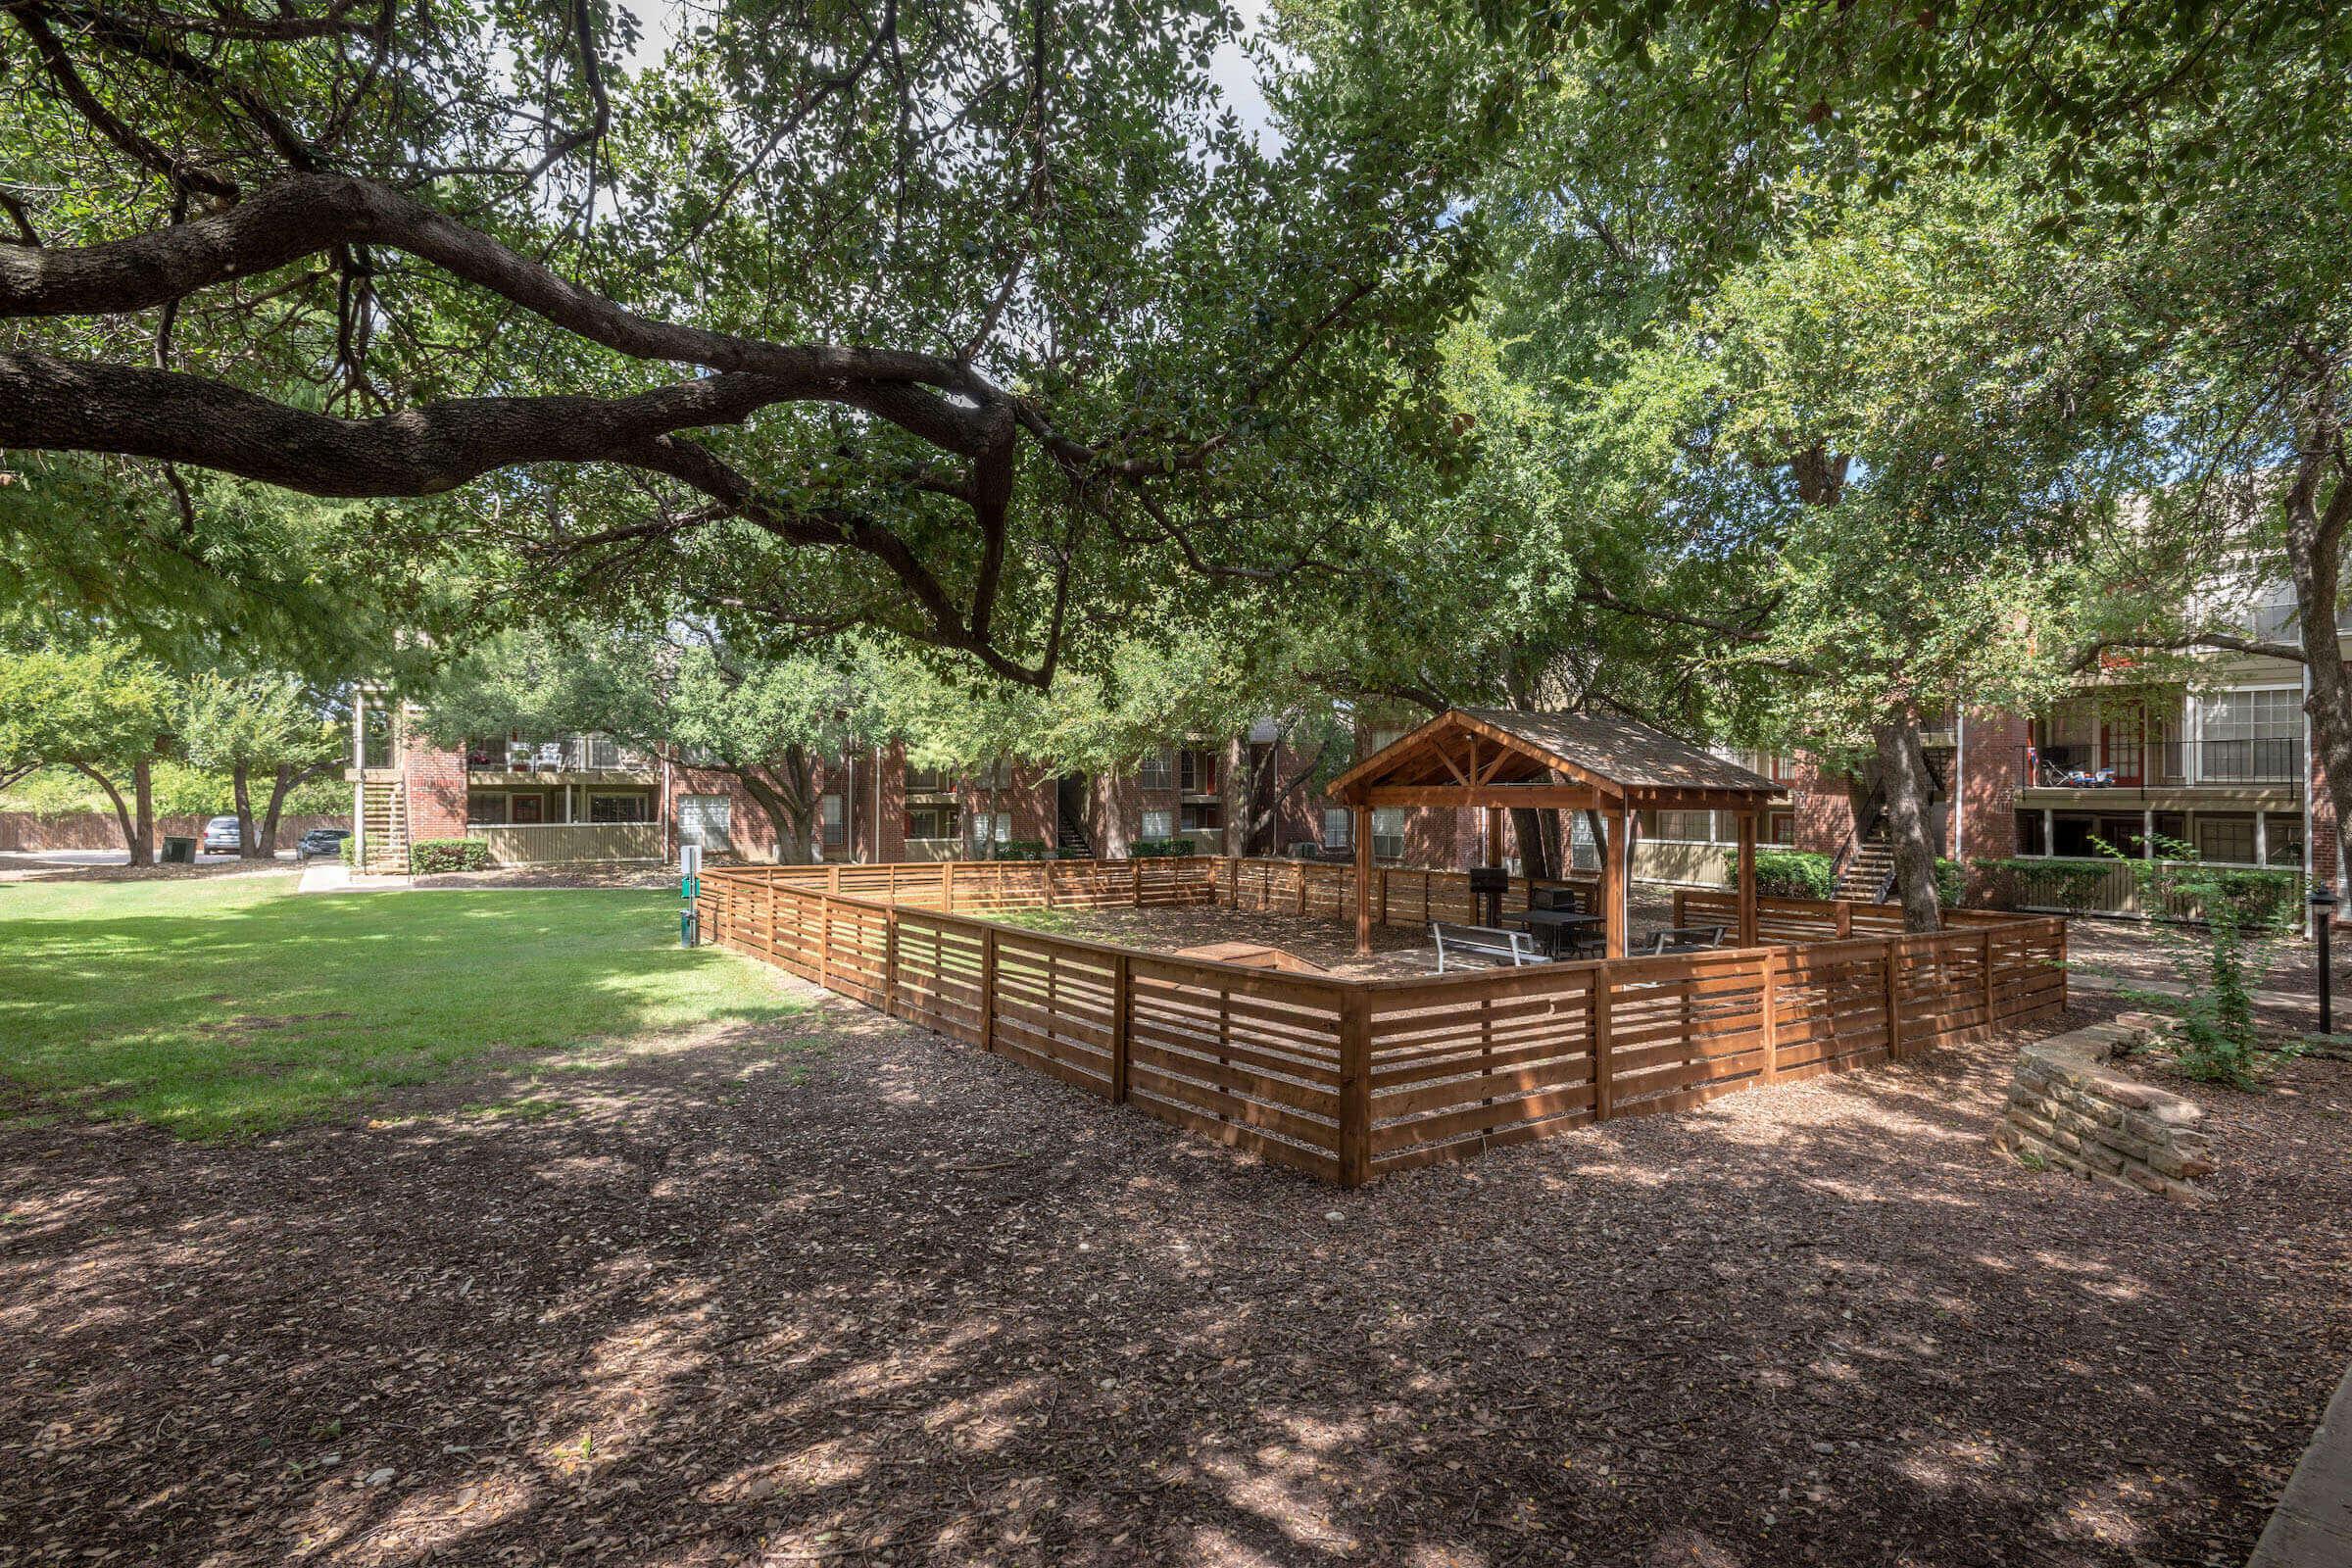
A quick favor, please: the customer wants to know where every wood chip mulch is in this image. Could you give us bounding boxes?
[3,990,2350,1568]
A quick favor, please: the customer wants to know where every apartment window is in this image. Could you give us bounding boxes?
[1138,752,1174,790]
[2194,813,2258,866]
[906,803,959,841]
[1643,809,1718,843]
[969,760,1012,791]
[2015,810,2044,857]
[967,811,1010,847]
[820,794,845,847]
[905,765,952,795]
[1765,810,1795,846]
[1322,808,1352,850]
[678,795,732,851]
[1140,808,1174,839]
[2197,687,2300,782]
[1371,808,1406,861]
[589,792,650,823]
[1568,813,1600,871]
[467,793,510,825]
[1178,748,1217,793]
[1180,801,1223,832]
[2268,814,2305,867]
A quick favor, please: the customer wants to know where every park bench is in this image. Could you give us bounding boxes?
[1431,921,1541,972]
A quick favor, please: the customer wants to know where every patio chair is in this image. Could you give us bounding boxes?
[1431,921,1540,972]
[1640,924,1728,956]
[507,742,534,771]
[534,741,565,770]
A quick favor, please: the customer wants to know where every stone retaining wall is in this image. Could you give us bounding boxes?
[1992,1019,2215,1202]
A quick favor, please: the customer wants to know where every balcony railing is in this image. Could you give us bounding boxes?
[466,734,653,773]
[2021,739,2303,790]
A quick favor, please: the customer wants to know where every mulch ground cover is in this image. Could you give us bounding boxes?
[6,967,2350,1566]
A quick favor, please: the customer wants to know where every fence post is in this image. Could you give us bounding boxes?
[1338,987,1371,1188]
[979,927,999,1054]
[1592,970,1614,1121]
[1109,953,1132,1103]
[884,906,901,1018]
[1758,950,1780,1083]
[816,894,834,993]
[1673,888,1686,924]
[1298,861,1309,916]
[942,859,954,910]
[1980,928,1995,1035]
[1837,902,1853,938]
[1883,936,1902,1058]
[829,861,841,895]
[1378,866,1390,928]
[1133,857,1143,907]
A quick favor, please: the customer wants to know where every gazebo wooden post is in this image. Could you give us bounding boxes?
[1602,806,1628,959]
[1485,804,1504,868]
[1352,805,1373,956]
[1736,810,1759,947]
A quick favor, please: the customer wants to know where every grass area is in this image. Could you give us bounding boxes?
[0,873,804,1138]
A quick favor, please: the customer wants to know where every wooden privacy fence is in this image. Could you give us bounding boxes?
[700,858,2068,1186]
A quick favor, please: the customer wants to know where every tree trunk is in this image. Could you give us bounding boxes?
[74,761,141,864]
[257,761,329,859]
[130,756,156,865]
[231,761,264,858]
[1509,807,1553,879]
[1875,712,1942,933]
[736,749,820,864]
[2281,379,2352,914]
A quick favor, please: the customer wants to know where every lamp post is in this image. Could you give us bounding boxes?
[2313,884,2337,1036]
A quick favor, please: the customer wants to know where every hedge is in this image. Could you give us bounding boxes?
[409,838,492,874]
[1753,849,1833,901]
[1131,837,1198,858]
[994,839,1054,860]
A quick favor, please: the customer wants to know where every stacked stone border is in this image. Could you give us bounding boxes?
[1992,1017,2215,1201]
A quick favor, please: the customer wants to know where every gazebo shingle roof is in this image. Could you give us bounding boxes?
[1327,708,1786,806]
[1455,709,1784,796]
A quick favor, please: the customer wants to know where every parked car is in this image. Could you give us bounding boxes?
[200,815,242,854]
[298,827,351,861]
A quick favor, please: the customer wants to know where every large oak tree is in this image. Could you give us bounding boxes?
[0,0,1476,685]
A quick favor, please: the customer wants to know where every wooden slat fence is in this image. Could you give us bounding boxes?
[1219,856,1599,930]
[697,859,2067,1186]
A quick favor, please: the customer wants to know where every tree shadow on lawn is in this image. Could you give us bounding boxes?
[1,1002,2346,1568]
[0,884,802,1137]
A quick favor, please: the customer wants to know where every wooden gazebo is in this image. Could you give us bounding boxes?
[1326,709,1789,956]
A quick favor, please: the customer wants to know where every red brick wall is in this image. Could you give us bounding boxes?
[1957,710,2028,861]
[401,724,469,843]
[1788,757,1854,856]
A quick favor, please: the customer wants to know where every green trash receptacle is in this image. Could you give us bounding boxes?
[161,836,196,864]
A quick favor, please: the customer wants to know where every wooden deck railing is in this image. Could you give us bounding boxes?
[698,858,2067,1186]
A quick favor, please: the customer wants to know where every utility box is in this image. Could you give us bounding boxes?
[160,836,196,865]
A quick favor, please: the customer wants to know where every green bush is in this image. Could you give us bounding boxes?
[995,839,1054,861]
[2118,839,2298,1088]
[409,839,491,874]
[1753,849,1833,901]
[339,835,356,865]
[1936,858,1966,909]
[1984,856,2110,914]
[1131,837,1197,858]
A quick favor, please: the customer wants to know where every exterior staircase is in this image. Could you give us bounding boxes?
[359,779,409,873]
[1056,808,1094,859]
[1834,834,1896,903]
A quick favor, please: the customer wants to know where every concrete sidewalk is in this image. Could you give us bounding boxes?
[295,862,411,893]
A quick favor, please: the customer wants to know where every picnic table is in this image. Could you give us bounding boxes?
[1505,907,1604,958]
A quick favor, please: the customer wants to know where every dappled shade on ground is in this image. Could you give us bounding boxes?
[0,873,799,1136]
[1,980,2347,1566]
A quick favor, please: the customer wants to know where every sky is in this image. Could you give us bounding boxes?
[617,0,1281,153]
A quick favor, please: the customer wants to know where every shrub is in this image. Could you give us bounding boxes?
[2114,837,2297,1089]
[1753,849,1833,901]
[409,838,491,874]
[1132,837,1198,858]
[994,839,1054,860]
[1936,858,1966,909]
[1985,856,2111,914]
[339,835,356,865]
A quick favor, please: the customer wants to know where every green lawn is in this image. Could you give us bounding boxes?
[0,873,804,1138]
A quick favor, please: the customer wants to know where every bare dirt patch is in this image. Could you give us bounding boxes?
[3,986,2348,1567]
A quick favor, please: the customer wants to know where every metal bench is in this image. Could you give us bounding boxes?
[1432,921,1541,972]
[1641,924,1729,956]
